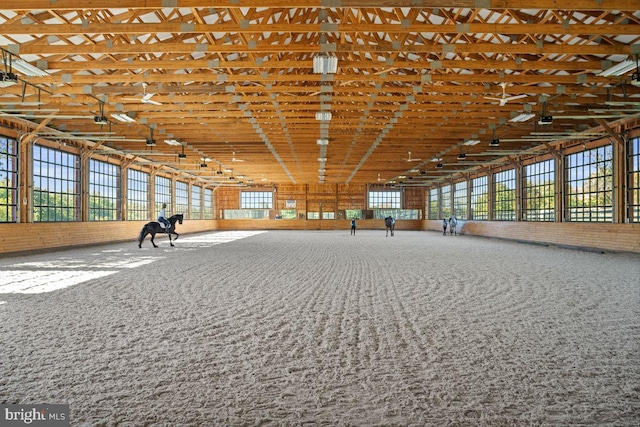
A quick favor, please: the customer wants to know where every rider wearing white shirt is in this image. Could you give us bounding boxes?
[158,203,171,231]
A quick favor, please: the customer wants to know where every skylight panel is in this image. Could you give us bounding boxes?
[67,35,86,45]
[426,14,445,25]
[156,33,173,41]
[139,12,161,24]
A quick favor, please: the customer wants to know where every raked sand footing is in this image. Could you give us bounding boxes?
[1,229,639,426]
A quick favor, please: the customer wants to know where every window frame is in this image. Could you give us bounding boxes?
[126,169,150,221]
[88,158,121,221]
[523,159,555,222]
[0,136,18,223]
[368,190,401,209]
[628,136,640,223]
[240,191,273,209]
[493,169,517,221]
[565,144,613,222]
[32,144,81,222]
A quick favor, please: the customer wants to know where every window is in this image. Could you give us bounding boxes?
[32,144,80,222]
[278,209,297,219]
[428,188,438,219]
[629,136,640,223]
[565,145,613,222]
[453,181,468,220]
[368,190,401,209]
[224,209,269,219]
[494,169,516,221]
[440,185,451,219]
[191,185,202,219]
[89,159,121,221]
[471,176,488,220]
[175,181,189,218]
[127,169,150,221]
[155,176,171,214]
[322,211,335,219]
[523,159,555,221]
[307,212,319,219]
[345,209,361,220]
[0,136,18,222]
[204,188,214,219]
[241,191,273,209]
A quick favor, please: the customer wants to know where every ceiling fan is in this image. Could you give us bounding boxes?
[122,83,162,106]
[403,151,421,162]
[484,82,527,106]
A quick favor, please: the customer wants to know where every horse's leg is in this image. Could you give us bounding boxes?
[172,231,179,241]
[150,232,158,248]
[169,233,174,247]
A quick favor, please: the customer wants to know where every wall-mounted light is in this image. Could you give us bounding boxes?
[316,138,329,145]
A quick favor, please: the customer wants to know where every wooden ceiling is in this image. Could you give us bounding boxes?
[1,1,639,187]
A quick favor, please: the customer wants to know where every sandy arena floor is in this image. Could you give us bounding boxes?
[1,229,639,426]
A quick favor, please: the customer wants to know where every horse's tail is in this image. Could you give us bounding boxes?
[138,224,148,243]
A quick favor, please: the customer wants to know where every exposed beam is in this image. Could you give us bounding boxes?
[1,0,638,11]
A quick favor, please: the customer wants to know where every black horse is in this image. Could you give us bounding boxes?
[385,216,395,237]
[138,214,183,248]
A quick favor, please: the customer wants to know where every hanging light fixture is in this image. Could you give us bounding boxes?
[599,59,636,77]
[1,48,49,77]
[509,113,535,123]
[315,111,332,121]
[111,113,136,123]
[489,128,500,147]
[10,57,49,77]
[313,54,338,74]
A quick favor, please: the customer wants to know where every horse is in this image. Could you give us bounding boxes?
[385,216,395,237]
[138,214,183,248]
[449,216,458,235]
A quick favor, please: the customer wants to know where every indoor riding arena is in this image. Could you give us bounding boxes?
[1,229,639,425]
[1,2,640,426]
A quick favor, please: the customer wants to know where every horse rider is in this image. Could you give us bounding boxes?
[158,203,171,232]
